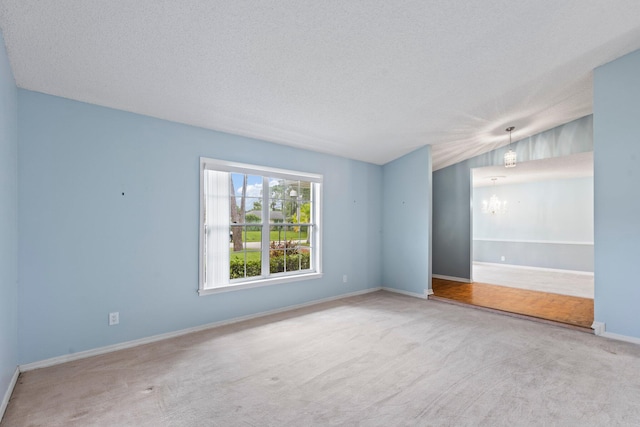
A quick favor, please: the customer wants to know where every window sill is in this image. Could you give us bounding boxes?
[198,272,323,296]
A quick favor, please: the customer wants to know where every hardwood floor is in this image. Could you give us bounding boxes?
[431,278,594,330]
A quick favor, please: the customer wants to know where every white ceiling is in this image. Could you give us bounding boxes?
[1,1,640,170]
[472,151,593,188]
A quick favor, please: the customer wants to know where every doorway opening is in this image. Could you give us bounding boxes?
[433,152,594,329]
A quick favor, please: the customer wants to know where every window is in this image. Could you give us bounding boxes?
[199,158,322,295]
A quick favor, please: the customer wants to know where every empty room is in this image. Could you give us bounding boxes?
[2,1,640,425]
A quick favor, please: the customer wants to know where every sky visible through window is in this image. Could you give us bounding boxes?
[231,174,280,199]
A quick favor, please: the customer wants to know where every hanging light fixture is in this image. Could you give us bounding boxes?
[482,178,507,215]
[504,126,516,168]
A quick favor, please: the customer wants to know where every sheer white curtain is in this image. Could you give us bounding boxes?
[204,170,230,288]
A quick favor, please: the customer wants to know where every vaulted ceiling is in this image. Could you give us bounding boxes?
[2,1,640,170]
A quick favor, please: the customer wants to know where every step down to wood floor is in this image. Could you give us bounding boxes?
[428,295,594,334]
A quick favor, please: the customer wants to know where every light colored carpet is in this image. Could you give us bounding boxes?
[3,291,639,426]
[473,262,594,299]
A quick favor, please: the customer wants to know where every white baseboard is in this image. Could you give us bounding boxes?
[432,274,471,283]
[591,321,640,345]
[474,262,594,276]
[381,287,428,300]
[1,367,19,422]
[600,332,640,345]
[19,287,382,372]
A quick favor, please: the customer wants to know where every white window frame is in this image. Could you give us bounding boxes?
[199,157,323,295]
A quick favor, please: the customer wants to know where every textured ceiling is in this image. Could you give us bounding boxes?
[1,1,640,169]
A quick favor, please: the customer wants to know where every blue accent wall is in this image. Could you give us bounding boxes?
[0,31,18,407]
[382,146,432,295]
[17,90,383,364]
[433,162,473,280]
[594,48,640,338]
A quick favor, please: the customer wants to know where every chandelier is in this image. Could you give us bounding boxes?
[504,126,516,168]
[482,178,507,215]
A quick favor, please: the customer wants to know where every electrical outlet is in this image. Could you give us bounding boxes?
[109,312,119,326]
[500,256,506,262]
[343,274,348,283]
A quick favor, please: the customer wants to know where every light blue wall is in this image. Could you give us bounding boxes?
[473,178,594,242]
[433,116,593,280]
[17,90,383,364]
[594,48,640,338]
[473,177,594,271]
[382,146,432,295]
[0,32,18,406]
